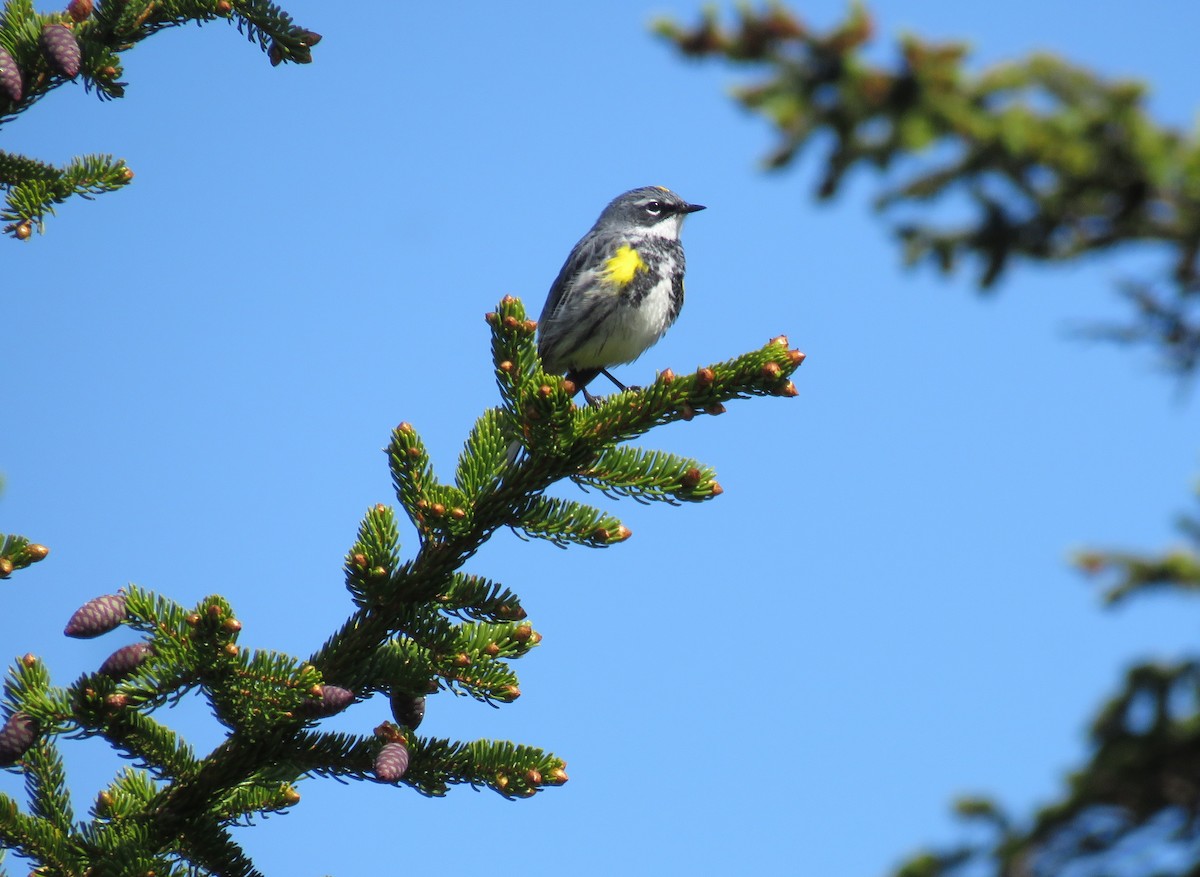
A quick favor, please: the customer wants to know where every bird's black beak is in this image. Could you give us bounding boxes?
[682,202,706,213]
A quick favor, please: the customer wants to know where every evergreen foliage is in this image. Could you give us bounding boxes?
[0,0,320,239]
[0,535,48,579]
[1,296,803,875]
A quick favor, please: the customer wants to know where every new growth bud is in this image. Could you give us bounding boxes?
[66,0,93,22]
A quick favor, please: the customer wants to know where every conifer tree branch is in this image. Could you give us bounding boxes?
[0,296,802,873]
[310,302,800,684]
[174,816,265,877]
[657,3,1200,373]
[0,0,320,238]
[22,741,72,831]
[0,533,49,579]
[881,659,1200,877]
[1074,489,1200,605]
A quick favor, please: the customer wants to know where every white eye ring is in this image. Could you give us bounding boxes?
[644,201,664,216]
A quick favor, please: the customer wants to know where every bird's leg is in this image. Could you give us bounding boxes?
[565,368,604,407]
[600,368,641,394]
[599,369,628,392]
[564,368,640,407]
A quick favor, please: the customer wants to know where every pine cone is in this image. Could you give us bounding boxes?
[41,24,81,79]
[0,712,39,766]
[374,741,409,782]
[298,685,354,717]
[389,692,425,730]
[98,642,153,679]
[0,46,22,102]
[64,594,128,638]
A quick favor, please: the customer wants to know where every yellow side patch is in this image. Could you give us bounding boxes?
[601,244,647,288]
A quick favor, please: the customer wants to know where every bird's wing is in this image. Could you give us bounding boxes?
[539,232,611,324]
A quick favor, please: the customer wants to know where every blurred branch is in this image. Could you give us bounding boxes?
[888,660,1200,877]
[884,489,1200,877]
[656,2,1200,374]
[1076,489,1200,605]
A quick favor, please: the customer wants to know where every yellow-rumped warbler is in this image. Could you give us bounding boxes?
[537,186,705,404]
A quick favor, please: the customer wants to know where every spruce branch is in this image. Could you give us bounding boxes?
[0,296,802,874]
[0,533,49,579]
[174,819,263,877]
[0,0,319,237]
[433,572,526,623]
[454,407,513,499]
[21,741,72,832]
[574,445,721,504]
[510,496,630,548]
[309,297,802,684]
[0,791,76,873]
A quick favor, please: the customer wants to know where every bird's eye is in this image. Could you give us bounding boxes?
[644,201,664,216]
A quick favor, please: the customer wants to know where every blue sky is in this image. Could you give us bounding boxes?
[4,1,1200,875]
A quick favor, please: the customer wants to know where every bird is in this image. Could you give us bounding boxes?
[537,186,705,405]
